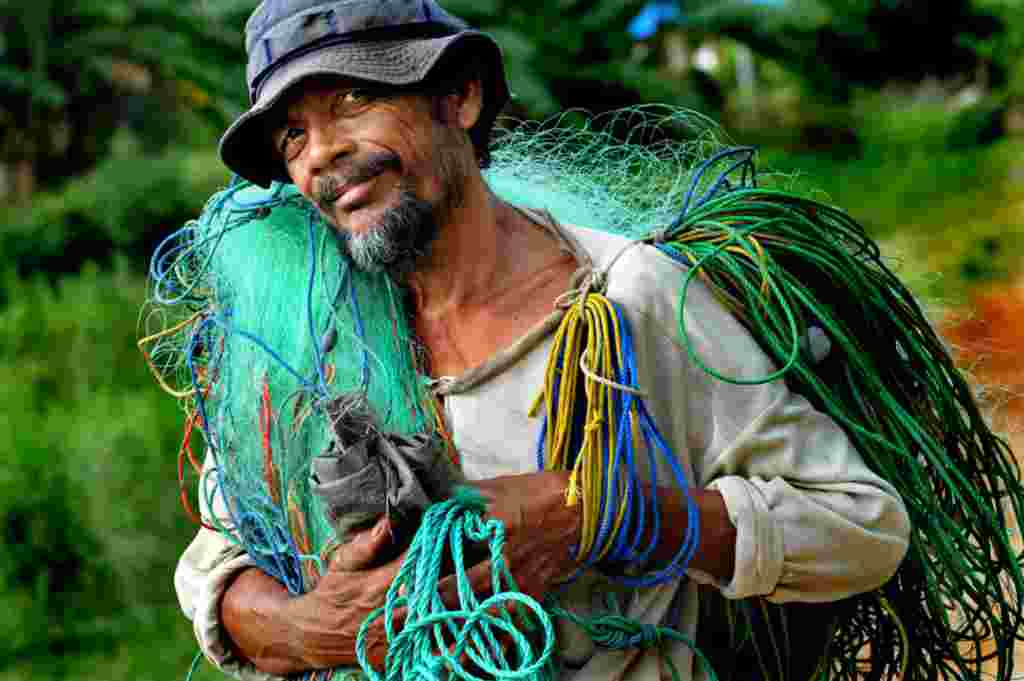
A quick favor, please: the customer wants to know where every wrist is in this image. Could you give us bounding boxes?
[277,593,319,672]
[548,469,584,566]
[221,568,310,676]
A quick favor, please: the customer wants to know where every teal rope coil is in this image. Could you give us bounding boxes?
[356,487,558,681]
[355,487,720,681]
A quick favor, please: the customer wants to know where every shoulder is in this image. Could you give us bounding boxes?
[558,222,684,292]
[560,221,777,381]
[558,221,695,323]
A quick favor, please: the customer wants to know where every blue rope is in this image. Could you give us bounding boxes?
[307,209,331,399]
[343,265,372,391]
[673,146,757,229]
[537,301,700,587]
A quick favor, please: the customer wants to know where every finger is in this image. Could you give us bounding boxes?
[330,515,394,571]
[362,603,408,669]
[362,615,394,669]
[437,559,496,609]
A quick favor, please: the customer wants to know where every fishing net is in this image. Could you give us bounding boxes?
[141,107,1024,681]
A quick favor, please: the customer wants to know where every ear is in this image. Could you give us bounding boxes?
[451,77,484,131]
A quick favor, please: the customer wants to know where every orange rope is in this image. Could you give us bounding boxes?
[260,378,281,506]
[177,408,216,531]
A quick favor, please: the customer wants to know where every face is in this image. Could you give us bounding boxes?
[270,76,482,274]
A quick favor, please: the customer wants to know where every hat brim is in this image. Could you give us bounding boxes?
[220,31,508,187]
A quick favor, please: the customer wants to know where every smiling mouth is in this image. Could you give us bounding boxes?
[315,172,378,212]
[314,152,402,213]
[335,177,377,210]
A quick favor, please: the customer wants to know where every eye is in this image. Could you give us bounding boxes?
[335,88,377,116]
[277,126,306,162]
[342,89,369,104]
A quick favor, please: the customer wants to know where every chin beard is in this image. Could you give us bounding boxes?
[325,125,471,276]
[336,184,440,276]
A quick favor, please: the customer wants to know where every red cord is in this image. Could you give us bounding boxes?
[260,378,281,505]
[178,409,216,531]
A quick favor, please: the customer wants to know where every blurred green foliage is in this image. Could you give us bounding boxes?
[0,265,222,679]
[681,0,1006,101]
[0,150,229,277]
[442,0,716,117]
[970,0,1024,96]
[0,0,245,191]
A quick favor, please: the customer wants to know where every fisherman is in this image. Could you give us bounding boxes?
[172,1,916,679]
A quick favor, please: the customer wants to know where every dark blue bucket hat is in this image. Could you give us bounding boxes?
[220,0,510,187]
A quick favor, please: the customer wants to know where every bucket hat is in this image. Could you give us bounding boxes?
[220,0,510,187]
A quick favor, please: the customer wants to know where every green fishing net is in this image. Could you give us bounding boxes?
[142,108,1024,681]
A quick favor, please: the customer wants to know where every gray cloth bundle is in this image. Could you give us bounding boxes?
[310,393,462,547]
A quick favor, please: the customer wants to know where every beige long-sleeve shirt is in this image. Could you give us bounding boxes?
[175,218,911,681]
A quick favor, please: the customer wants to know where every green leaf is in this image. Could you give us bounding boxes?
[443,0,501,20]
[485,27,538,62]
[504,58,560,115]
[0,65,66,106]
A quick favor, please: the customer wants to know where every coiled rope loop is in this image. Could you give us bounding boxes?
[530,290,699,587]
[357,488,557,681]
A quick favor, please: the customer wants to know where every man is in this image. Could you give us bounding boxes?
[174,1,911,679]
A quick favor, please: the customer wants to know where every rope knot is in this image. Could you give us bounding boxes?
[554,269,608,311]
[650,226,672,244]
[584,269,607,294]
[636,624,663,647]
[586,616,664,650]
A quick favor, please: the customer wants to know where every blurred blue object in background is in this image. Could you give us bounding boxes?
[627,2,683,40]
[628,0,790,41]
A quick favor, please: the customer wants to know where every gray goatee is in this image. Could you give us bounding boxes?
[336,182,440,276]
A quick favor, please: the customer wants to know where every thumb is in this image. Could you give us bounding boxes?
[330,515,393,571]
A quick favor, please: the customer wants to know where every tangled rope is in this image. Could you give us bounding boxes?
[141,108,1024,681]
[356,488,717,681]
[652,172,1024,680]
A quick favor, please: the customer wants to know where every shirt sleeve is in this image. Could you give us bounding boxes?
[608,243,912,603]
[174,453,286,681]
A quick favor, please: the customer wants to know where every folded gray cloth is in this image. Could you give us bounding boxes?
[310,393,462,549]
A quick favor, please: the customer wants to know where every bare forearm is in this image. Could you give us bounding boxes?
[219,522,399,676]
[644,486,736,581]
[221,567,310,676]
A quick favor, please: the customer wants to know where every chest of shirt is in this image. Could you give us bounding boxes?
[440,334,555,481]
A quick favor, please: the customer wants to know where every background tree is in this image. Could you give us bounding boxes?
[669,0,1005,101]
[442,0,723,121]
[0,0,247,198]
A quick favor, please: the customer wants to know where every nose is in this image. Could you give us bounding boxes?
[304,120,356,178]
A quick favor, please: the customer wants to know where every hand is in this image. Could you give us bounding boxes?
[285,516,407,671]
[445,471,582,604]
[221,515,406,676]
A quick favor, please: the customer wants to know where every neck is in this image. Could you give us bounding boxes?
[404,172,519,320]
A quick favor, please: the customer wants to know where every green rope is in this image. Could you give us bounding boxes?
[355,488,720,681]
[549,604,719,681]
[356,487,558,681]
[655,188,1024,681]
[185,650,203,681]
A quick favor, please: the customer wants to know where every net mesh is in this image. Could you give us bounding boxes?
[140,108,1024,681]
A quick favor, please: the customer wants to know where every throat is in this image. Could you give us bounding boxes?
[413,255,577,379]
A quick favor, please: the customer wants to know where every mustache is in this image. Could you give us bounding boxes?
[312,152,402,207]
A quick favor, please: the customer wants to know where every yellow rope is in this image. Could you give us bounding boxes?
[532,291,643,562]
[878,595,909,679]
[137,308,207,399]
